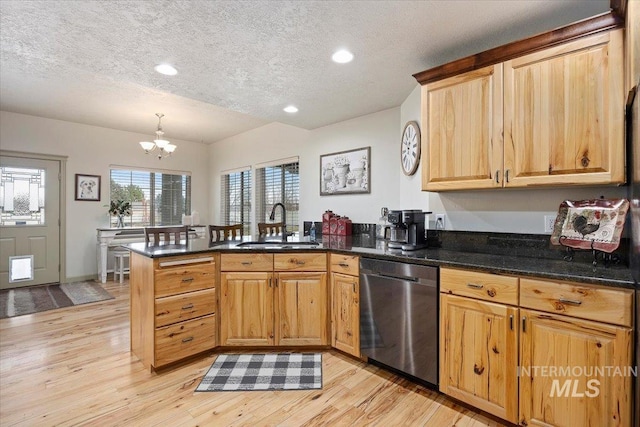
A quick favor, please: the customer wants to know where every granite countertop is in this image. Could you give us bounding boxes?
[127,234,636,289]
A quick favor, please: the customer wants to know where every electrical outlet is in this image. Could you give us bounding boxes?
[544,215,556,233]
[435,214,446,230]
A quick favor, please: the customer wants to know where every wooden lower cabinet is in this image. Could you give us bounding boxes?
[219,253,328,347]
[330,271,360,356]
[440,294,519,423]
[519,309,632,427]
[219,271,274,346]
[439,267,634,427]
[130,252,217,370]
[276,272,328,346]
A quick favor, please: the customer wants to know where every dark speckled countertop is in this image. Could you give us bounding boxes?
[128,232,636,289]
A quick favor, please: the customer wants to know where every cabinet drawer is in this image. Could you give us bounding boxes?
[274,253,327,272]
[440,267,518,305]
[154,314,216,367]
[329,253,359,276]
[154,263,215,298]
[155,288,216,328]
[520,278,634,327]
[220,253,273,271]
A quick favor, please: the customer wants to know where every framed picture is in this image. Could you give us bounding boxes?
[320,146,370,195]
[75,174,101,201]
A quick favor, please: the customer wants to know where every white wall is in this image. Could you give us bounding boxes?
[0,111,210,280]
[208,109,401,232]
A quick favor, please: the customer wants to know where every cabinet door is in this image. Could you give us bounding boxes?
[331,272,360,357]
[504,30,624,187]
[422,64,503,191]
[440,294,518,423]
[519,309,632,427]
[219,272,274,346]
[275,272,328,346]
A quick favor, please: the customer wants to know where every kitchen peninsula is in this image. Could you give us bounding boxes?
[128,231,635,426]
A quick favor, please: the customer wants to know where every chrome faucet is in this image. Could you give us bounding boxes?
[269,202,288,242]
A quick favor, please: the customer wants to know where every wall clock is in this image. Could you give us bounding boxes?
[401,121,421,176]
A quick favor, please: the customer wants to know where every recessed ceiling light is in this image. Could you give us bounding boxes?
[332,49,354,64]
[283,105,298,113]
[154,64,178,76]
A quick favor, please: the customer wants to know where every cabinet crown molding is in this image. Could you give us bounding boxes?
[413,11,623,85]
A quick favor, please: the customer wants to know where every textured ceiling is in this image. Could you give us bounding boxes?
[1,0,610,144]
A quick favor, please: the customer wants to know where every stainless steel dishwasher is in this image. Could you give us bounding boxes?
[360,258,438,386]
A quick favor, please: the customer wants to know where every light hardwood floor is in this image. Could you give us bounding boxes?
[0,280,507,427]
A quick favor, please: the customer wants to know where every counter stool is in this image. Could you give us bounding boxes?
[113,248,130,284]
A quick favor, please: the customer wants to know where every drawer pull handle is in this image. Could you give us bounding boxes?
[182,337,194,343]
[338,262,350,268]
[509,315,514,331]
[181,303,194,310]
[466,283,484,289]
[181,277,194,283]
[558,298,582,306]
[294,260,306,265]
[522,316,527,332]
[159,256,213,267]
[495,169,500,184]
[505,169,510,183]
[241,261,252,265]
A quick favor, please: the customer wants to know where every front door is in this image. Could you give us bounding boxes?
[0,155,60,289]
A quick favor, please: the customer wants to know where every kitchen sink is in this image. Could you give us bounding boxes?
[235,241,321,249]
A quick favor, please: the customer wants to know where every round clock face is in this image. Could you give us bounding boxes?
[401,121,421,176]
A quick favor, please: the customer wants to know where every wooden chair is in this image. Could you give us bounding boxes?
[258,222,284,238]
[144,225,189,246]
[209,224,243,243]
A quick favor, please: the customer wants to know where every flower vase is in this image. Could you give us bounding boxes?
[350,167,364,187]
[334,165,349,188]
[116,214,125,228]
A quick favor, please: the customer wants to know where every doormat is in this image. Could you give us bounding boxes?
[196,353,322,392]
[0,281,114,319]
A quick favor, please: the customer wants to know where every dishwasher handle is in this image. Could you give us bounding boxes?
[362,271,436,287]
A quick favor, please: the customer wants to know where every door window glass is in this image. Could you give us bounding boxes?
[0,166,45,226]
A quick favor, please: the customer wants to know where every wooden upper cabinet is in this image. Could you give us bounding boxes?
[422,64,503,191]
[417,12,625,191]
[504,29,625,187]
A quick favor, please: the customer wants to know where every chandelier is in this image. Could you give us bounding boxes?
[139,113,177,159]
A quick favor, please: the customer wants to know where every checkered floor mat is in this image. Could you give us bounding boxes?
[196,353,322,391]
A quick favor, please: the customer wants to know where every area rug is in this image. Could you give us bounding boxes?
[0,281,114,319]
[196,353,322,392]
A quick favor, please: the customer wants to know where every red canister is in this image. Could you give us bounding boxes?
[337,216,352,235]
[322,210,334,235]
[329,215,340,235]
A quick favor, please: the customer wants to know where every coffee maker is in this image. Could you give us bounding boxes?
[387,209,431,251]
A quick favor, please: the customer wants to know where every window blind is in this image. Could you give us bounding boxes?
[256,160,299,234]
[110,169,191,227]
[220,168,251,235]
